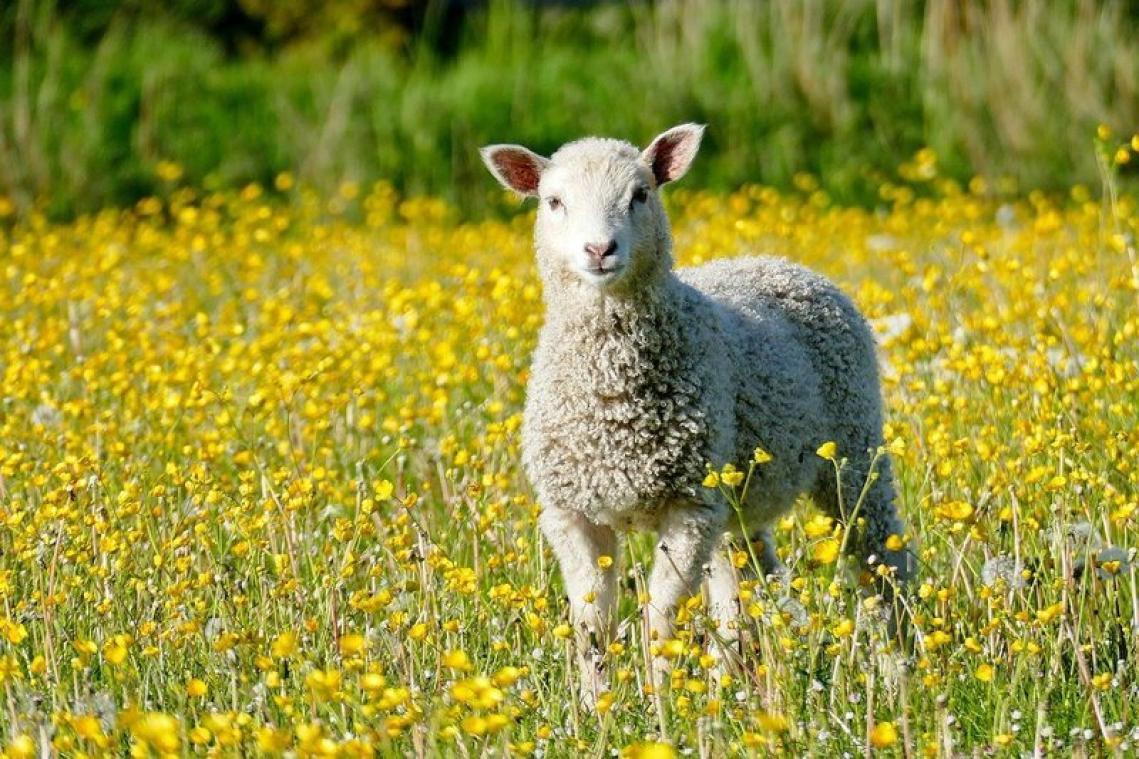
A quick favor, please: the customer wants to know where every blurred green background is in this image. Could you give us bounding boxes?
[2,0,1137,218]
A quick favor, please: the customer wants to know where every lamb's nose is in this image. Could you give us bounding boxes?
[584,240,618,261]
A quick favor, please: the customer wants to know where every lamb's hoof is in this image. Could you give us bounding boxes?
[707,639,742,686]
[578,680,598,710]
[775,595,809,632]
[649,656,672,695]
[707,660,729,689]
[578,651,608,709]
[764,565,792,592]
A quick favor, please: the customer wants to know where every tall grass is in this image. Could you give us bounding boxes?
[1,0,1137,218]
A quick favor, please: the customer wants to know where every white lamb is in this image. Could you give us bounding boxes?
[480,124,912,700]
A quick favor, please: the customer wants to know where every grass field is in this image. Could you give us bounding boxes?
[2,135,1139,755]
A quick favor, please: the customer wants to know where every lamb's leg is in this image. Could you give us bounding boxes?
[815,447,913,638]
[705,540,741,679]
[645,501,727,689]
[704,526,789,681]
[815,450,912,584]
[538,507,618,705]
[749,526,788,580]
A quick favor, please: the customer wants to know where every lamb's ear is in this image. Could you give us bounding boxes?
[479,144,549,197]
[642,123,705,186]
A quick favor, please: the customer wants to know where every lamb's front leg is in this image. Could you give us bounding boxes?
[538,507,618,706]
[705,541,741,678]
[645,501,727,689]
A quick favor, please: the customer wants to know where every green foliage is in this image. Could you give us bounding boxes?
[1,0,1138,218]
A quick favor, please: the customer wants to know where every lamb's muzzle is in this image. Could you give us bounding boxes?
[480,123,913,703]
[583,239,619,273]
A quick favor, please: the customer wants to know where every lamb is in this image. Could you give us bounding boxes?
[480,124,913,700]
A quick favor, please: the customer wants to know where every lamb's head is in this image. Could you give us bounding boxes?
[480,124,704,292]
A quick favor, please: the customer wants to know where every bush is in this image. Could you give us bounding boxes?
[1,0,1137,218]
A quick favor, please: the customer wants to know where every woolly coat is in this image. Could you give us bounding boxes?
[521,254,900,555]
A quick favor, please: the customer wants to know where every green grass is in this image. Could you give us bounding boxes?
[2,0,1138,219]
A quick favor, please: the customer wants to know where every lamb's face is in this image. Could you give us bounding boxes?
[534,140,657,288]
[480,124,705,292]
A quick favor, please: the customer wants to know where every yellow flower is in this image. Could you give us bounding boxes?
[869,721,898,748]
[657,639,686,660]
[597,555,614,569]
[816,441,838,461]
[271,631,298,658]
[103,635,130,665]
[462,715,488,736]
[925,630,952,651]
[757,712,789,732]
[721,467,745,487]
[374,479,395,499]
[804,514,834,538]
[339,633,368,656]
[305,668,343,701]
[155,160,184,182]
[442,649,472,671]
[934,501,974,522]
[493,666,523,687]
[257,726,292,752]
[813,538,840,564]
[186,678,208,697]
[622,741,676,759]
[974,663,994,683]
[3,621,27,645]
[71,714,105,743]
[5,735,36,759]
[753,447,773,464]
[131,713,181,753]
[1036,602,1064,625]
[361,672,386,692]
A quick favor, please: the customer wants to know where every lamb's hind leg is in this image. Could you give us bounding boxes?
[815,449,911,583]
[646,500,727,689]
[749,525,788,580]
[538,507,618,705]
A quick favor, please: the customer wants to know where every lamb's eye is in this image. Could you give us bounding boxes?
[547,196,563,211]
[630,187,648,208]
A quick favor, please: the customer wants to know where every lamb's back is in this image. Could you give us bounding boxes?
[678,256,872,347]
[679,256,888,521]
[678,255,885,446]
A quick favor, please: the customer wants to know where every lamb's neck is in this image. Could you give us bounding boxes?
[540,273,690,358]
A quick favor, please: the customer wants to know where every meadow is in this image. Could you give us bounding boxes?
[0,131,1138,756]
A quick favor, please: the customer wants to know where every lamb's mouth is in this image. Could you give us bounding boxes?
[581,265,625,283]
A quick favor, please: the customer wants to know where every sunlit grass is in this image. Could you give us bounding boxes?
[0,138,1138,756]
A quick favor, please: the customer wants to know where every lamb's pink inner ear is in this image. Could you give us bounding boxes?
[485,147,546,196]
[644,124,705,186]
